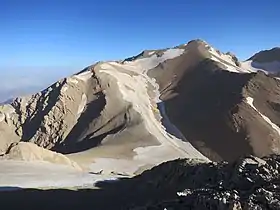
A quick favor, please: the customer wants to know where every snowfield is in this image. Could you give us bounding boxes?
[246,97,280,136]
[77,93,87,116]
[0,160,117,190]
[122,48,185,74]
[207,47,252,73]
[241,60,280,74]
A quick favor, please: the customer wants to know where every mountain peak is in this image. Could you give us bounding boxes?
[248,47,280,63]
[186,39,209,45]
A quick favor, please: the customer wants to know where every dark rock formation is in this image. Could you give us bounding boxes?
[133,155,280,210]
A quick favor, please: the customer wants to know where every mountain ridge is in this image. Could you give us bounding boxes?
[0,39,280,177]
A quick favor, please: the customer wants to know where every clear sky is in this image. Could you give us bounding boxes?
[0,0,279,100]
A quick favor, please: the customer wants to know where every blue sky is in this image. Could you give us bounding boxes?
[0,0,279,100]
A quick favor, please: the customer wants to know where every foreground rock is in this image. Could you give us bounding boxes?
[1,142,81,170]
[134,155,280,210]
[0,155,279,210]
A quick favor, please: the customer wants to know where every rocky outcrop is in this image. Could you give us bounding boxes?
[0,103,20,154]
[133,155,280,210]
[226,52,241,67]
[11,71,98,150]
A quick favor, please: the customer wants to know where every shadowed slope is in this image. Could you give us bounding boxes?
[0,155,279,210]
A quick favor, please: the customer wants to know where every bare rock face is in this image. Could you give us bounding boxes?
[0,104,20,154]
[2,142,82,170]
[11,71,98,150]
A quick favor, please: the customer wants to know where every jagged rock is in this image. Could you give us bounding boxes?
[226,52,241,67]
[133,155,280,210]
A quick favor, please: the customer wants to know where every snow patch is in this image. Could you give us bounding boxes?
[204,44,210,49]
[123,48,185,73]
[210,56,240,73]
[61,86,68,93]
[157,102,186,140]
[0,160,116,189]
[99,67,165,144]
[148,51,155,55]
[68,77,79,84]
[241,60,280,74]
[241,61,265,73]
[209,47,235,65]
[133,145,181,162]
[208,47,251,73]
[177,189,192,197]
[246,97,280,136]
[77,94,87,116]
[90,158,145,175]
[74,71,93,82]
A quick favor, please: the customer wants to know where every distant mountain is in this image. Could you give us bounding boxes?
[0,39,280,176]
[0,85,44,105]
[242,47,280,74]
[248,47,280,63]
[0,98,13,105]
